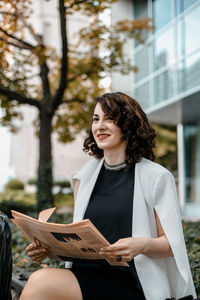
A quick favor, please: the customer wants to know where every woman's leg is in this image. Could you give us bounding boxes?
[19,268,83,300]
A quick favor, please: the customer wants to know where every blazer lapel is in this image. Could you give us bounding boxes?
[132,159,152,236]
[73,158,104,222]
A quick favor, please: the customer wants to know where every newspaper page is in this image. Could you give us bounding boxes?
[11,208,128,267]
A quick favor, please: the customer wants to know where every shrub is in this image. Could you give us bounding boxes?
[0,199,36,218]
[5,179,24,190]
[54,180,71,189]
[54,193,73,208]
[183,222,200,295]
[0,190,36,218]
[27,178,37,185]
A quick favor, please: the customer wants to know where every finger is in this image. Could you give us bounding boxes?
[100,247,129,255]
[32,255,47,263]
[30,253,48,261]
[100,242,125,252]
[35,239,41,247]
[26,243,37,251]
[28,248,49,257]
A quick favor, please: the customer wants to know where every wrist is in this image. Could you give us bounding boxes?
[139,237,151,255]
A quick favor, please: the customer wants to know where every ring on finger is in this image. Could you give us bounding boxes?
[116,255,122,262]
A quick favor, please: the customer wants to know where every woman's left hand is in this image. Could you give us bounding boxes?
[99,237,148,262]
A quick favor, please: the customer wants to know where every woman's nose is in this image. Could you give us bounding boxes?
[97,119,106,130]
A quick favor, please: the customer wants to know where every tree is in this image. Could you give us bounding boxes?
[0,0,153,210]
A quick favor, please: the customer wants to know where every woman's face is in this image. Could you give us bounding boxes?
[92,102,126,152]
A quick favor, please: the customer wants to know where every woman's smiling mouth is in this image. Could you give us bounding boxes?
[97,133,110,140]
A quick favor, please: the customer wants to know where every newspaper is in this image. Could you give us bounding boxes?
[11,207,128,267]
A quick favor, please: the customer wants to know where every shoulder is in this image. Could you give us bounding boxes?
[79,158,102,174]
[137,157,173,179]
[72,158,102,183]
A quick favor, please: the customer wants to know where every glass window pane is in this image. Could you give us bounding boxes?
[135,46,149,82]
[134,81,150,110]
[153,0,172,32]
[176,0,198,16]
[134,0,148,47]
[178,51,200,93]
[154,27,175,70]
[184,123,200,203]
[177,5,200,57]
[154,69,175,104]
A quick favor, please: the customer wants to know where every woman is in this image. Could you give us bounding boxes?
[20,92,196,300]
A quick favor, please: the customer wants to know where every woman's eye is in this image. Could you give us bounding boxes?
[107,116,114,121]
[92,117,99,122]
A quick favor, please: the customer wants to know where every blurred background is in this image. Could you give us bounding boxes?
[0,1,200,297]
[0,0,200,218]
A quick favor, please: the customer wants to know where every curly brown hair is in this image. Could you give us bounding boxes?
[83,92,156,168]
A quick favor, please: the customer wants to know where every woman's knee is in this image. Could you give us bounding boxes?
[20,268,83,300]
[20,269,51,300]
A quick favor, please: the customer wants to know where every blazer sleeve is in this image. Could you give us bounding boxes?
[71,159,93,187]
[152,171,196,297]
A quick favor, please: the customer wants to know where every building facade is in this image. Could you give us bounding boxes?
[131,0,200,217]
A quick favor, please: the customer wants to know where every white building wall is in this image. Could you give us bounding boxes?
[10,0,90,184]
[111,0,134,96]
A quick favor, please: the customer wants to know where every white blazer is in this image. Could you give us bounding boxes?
[65,157,196,300]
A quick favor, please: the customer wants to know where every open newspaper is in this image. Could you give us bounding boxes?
[11,208,128,267]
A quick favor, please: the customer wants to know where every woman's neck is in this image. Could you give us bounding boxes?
[103,149,126,166]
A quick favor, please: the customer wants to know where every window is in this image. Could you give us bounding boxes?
[153,0,172,31]
[135,45,150,82]
[176,0,198,16]
[177,5,200,58]
[178,51,200,93]
[154,27,175,70]
[154,68,175,103]
[134,81,150,109]
[184,123,200,203]
[134,0,148,47]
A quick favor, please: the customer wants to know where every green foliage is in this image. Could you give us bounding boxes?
[54,180,71,188]
[0,190,73,217]
[154,124,177,172]
[183,222,200,296]
[0,190,36,217]
[27,178,37,185]
[54,193,73,208]
[5,179,24,190]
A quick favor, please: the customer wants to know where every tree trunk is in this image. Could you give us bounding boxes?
[37,108,54,211]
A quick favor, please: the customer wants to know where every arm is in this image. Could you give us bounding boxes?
[73,179,80,202]
[99,210,173,261]
[140,209,173,258]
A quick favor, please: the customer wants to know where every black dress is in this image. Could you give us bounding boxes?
[71,164,146,300]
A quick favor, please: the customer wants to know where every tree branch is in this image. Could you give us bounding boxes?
[0,86,40,108]
[0,10,42,44]
[61,98,84,105]
[20,16,43,44]
[66,0,86,10]
[0,37,33,50]
[51,0,68,111]
[0,26,35,50]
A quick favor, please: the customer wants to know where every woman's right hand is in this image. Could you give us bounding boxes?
[26,240,51,263]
